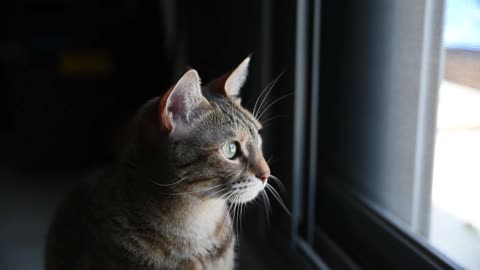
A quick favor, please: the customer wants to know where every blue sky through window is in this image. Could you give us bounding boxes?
[444,0,480,50]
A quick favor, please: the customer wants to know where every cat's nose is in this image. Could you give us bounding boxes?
[255,158,270,184]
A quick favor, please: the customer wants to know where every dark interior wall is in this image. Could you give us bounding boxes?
[265,0,296,234]
[180,1,260,80]
[0,0,297,179]
[3,0,174,171]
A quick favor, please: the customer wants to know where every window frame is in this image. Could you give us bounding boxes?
[289,0,463,269]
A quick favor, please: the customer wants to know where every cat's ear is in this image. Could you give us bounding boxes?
[159,69,210,137]
[208,56,250,99]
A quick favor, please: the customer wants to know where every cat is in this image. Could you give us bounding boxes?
[45,56,271,270]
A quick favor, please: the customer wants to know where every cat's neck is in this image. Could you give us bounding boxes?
[145,191,231,243]
[118,168,231,239]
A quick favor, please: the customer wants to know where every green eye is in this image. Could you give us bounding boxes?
[221,142,238,159]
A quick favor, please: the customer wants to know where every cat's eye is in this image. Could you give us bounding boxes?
[221,142,238,159]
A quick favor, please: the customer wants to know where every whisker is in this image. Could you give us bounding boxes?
[237,200,244,242]
[260,114,288,126]
[254,71,285,118]
[257,92,293,121]
[235,196,242,241]
[261,190,271,226]
[262,189,272,215]
[161,183,226,196]
[220,192,237,236]
[253,73,283,117]
[265,183,292,216]
[268,174,287,195]
[238,197,248,237]
[149,168,197,187]
[241,201,246,235]
[218,190,233,201]
[201,186,230,201]
[149,176,187,187]
[231,195,239,243]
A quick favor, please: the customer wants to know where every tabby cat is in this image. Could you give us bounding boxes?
[45,57,271,270]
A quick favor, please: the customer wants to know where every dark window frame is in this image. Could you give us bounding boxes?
[289,0,463,269]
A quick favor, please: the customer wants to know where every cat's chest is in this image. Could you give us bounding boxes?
[184,200,228,237]
[120,199,233,269]
[135,204,234,270]
[153,199,231,254]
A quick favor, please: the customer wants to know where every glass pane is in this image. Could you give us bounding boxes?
[430,0,480,269]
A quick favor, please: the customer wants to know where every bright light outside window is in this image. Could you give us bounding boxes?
[430,0,480,269]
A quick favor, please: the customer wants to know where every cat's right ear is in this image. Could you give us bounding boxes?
[207,56,250,99]
[159,69,211,138]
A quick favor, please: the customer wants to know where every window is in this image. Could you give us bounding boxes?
[430,0,480,268]
[287,0,468,269]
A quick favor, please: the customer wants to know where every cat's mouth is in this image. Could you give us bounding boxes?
[227,177,264,203]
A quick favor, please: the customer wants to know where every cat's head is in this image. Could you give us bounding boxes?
[158,57,270,204]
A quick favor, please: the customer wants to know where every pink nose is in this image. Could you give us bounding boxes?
[256,172,269,184]
[255,159,270,184]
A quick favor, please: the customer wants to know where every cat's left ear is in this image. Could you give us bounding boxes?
[159,69,211,137]
[208,56,250,99]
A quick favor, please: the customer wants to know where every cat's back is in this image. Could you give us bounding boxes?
[45,169,114,270]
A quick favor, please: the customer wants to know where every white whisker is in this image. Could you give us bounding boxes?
[150,176,187,187]
[218,190,233,201]
[262,189,272,215]
[266,183,292,216]
[234,196,241,242]
[162,183,226,196]
[257,92,293,121]
[260,190,271,226]
[253,74,281,117]
[239,201,245,236]
[254,71,285,118]
[268,174,287,194]
[220,192,237,236]
[201,186,230,201]
[260,114,287,126]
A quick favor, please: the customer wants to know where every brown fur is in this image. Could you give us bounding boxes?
[45,58,269,270]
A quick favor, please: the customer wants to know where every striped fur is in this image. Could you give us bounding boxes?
[46,60,270,270]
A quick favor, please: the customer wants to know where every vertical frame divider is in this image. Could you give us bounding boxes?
[307,0,322,244]
[291,0,309,243]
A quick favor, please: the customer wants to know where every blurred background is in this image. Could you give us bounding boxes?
[1,0,479,269]
[0,0,296,269]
